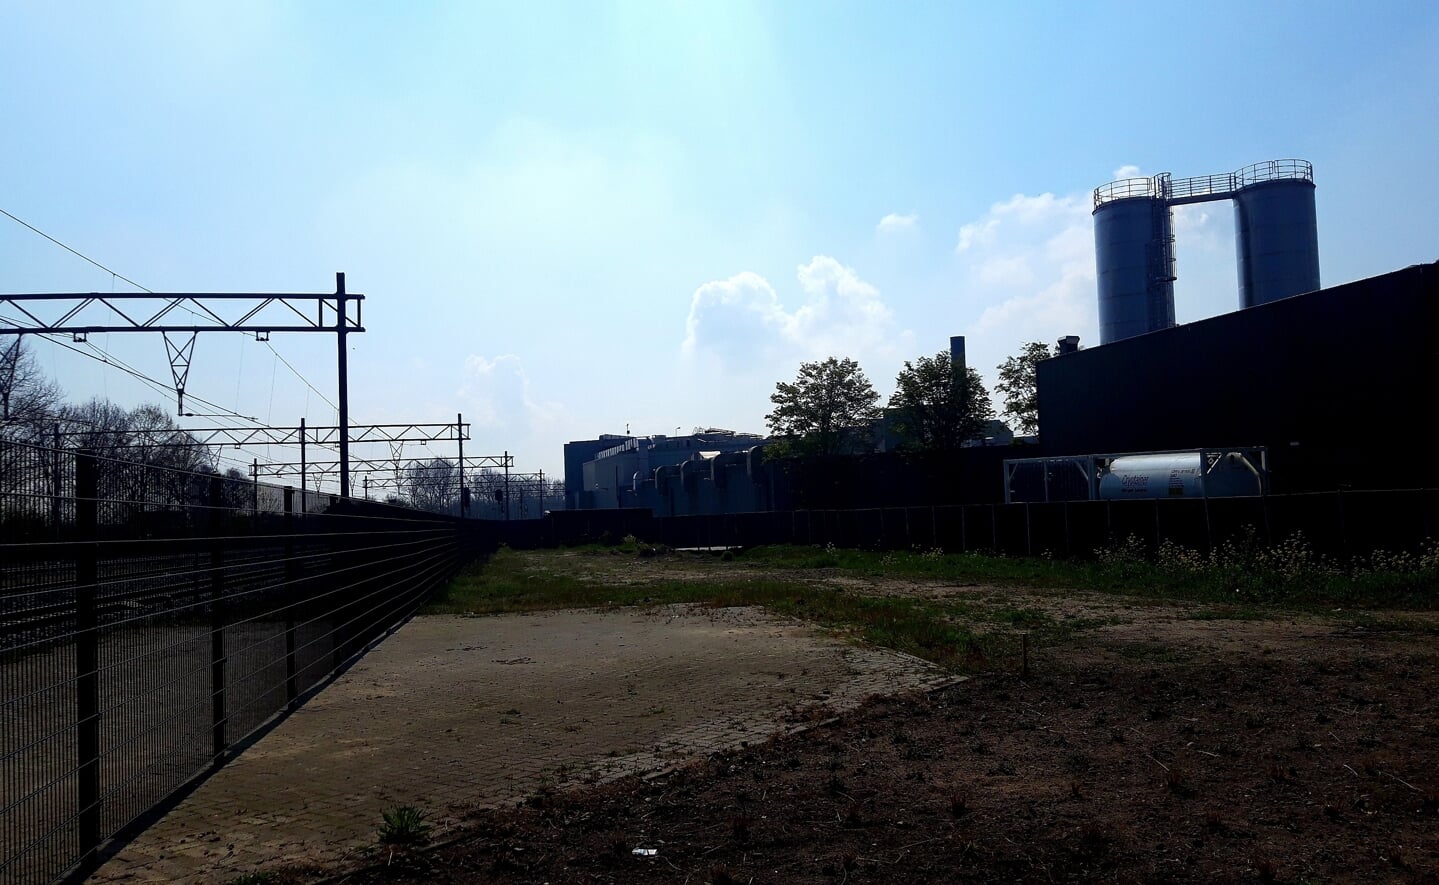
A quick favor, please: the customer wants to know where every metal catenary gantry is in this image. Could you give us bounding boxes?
[1,273,364,494]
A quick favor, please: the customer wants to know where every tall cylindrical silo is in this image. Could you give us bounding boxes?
[1233,164,1320,308]
[1093,194,1176,344]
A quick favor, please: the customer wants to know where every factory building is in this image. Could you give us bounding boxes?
[1038,259,1437,494]
[568,429,765,510]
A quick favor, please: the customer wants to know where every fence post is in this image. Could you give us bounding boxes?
[283,487,298,704]
[1203,496,1213,555]
[74,449,101,873]
[1337,488,1348,562]
[208,476,227,763]
[990,504,998,553]
[1024,503,1032,557]
[51,423,63,540]
[1062,501,1071,557]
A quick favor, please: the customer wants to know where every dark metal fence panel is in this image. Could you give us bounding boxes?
[1,440,475,883]
[505,489,1434,563]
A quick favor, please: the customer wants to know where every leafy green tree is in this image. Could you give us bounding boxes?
[994,341,1053,436]
[888,351,995,451]
[765,357,881,457]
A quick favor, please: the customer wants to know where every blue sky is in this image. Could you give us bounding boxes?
[3,1,1437,483]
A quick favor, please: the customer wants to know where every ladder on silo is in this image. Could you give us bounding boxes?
[1145,174,1177,285]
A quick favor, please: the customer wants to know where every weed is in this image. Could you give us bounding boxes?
[378,805,432,847]
[729,814,752,841]
[1165,767,1193,797]
[949,791,970,818]
[1078,820,1110,849]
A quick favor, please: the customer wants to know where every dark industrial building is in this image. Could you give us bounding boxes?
[1038,260,1438,493]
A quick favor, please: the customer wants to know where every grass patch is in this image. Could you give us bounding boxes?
[1189,606,1270,622]
[427,548,1002,671]
[1112,641,1189,663]
[987,606,1054,629]
[735,537,1439,611]
[426,533,1438,676]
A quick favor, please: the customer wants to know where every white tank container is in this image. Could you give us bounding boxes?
[1097,452,1262,500]
[1099,453,1203,499]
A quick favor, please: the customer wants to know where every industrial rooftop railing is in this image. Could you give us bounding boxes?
[1093,159,1315,209]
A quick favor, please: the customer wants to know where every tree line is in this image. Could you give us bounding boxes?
[0,339,516,515]
[762,341,1058,457]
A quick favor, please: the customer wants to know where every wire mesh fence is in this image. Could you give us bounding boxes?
[1,439,481,883]
[531,490,1439,561]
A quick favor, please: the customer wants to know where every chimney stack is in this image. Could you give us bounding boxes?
[949,335,966,374]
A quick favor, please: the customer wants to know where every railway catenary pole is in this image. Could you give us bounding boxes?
[457,412,465,517]
[335,272,352,498]
[299,417,307,515]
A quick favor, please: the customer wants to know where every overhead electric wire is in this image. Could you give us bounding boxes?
[5,323,255,423]
[264,341,339,412]
[0,206,153,294]
[2,204,353,425]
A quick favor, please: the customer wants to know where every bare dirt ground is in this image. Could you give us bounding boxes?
[91,601,950,882]
[321,550,1439,884]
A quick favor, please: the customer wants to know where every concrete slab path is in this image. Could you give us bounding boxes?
[93,604,955,882]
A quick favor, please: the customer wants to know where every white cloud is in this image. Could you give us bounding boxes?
[682,256,909,367]
[458,353,565,435]
[952,191,1097,364]
[955,218,997,252]
[876,212,918,234]
[1113,164,1143,179]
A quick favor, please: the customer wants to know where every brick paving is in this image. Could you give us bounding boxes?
[93,604,956,882]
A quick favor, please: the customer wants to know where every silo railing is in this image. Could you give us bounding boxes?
[1166,171,1237,203]
[1095,159,1315,210]
[1092,176,1159,209]
[1235,158,1313,188]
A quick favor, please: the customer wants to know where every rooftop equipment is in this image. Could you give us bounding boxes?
[1093,159,1320,344]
